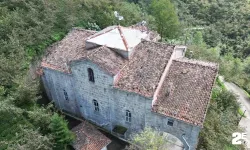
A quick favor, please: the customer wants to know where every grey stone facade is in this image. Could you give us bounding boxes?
[40,26,218,150]
[42,56,200,150]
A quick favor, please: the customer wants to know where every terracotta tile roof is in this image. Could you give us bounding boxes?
[114,40,175,98]
[42,28,127,75]
[152,58,218,126]
[42,28,96,71]
[72,121,111,150]
[83,46,128,76]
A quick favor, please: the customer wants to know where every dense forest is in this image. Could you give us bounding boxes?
[0,0,249,149]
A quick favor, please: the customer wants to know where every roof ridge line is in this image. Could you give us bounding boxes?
[87,26,117,40]
[72,27,96,33]
[141,39,175,47]
[117,25,129,51]
[152,46,176,106]
[173,58,218,69]
[86,46,104,59]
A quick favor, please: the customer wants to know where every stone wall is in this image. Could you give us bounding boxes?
[42,59,200,150]
[41,68,81,117]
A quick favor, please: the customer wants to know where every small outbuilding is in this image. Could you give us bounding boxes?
[72,121,111,150]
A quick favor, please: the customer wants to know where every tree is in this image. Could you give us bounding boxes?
[7,127,53,150]
[214,90,239,112]
[126,128,166,150]
[49,114,75,150]
[192,31,203,45]
[186,45,220,62]
[198,83,242,150]
[243,56,250,76]
[150,0,180,40]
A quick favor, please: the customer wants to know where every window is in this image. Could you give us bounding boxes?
[93,100,99,112]
[167,119,174,126]
[63,90,69,101]
[88,68,95,82]
[126,110,131,123]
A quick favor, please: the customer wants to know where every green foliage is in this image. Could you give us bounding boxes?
[12,78,41,109]
[0,0,149,149]
[198,85,242,150]
[7,127,53,150]
[214,90,239,112]
[175,0,250,58]
[27,104,54,134]
[238,108,246,117]
[186,45,220,63]
[192,31,203,45]
[49,114,75,150]
[243,56,250,75]
[1,0,249,149]
[127,128,166,150]
[113,125,127,134]
[0,79,73,149]
[216,77,226,90]
[150,0,180,40]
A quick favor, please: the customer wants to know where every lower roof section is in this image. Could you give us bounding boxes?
[114,40,175,98]
[152,58,218,126]
[72,121,111,150]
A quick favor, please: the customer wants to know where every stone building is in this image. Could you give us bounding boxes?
[39,25,218,150]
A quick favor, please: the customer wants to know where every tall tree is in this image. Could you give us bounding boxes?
[150,0,180,40]
[49,114,75,150]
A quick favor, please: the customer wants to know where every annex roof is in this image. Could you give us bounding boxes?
[114,40,175,98]
[42,28,96,72]
[152,58,218,126]
[86,26,148,51]
[42,28,127,75]
[72,121,111,150]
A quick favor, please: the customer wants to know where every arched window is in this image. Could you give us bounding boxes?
[93,99,99,112]
[63,90,69,101]
[88,68,95,82]
[126,110,131,123]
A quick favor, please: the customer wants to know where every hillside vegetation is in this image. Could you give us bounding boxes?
[0,0,249,149]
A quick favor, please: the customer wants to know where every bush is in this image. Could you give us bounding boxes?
[198,83,242,150]
[127,128,165,150]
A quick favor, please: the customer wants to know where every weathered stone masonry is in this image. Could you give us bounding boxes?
[41,25,218,150]
[42,62,201,150]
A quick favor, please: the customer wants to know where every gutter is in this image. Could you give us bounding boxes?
[182,134,190,150]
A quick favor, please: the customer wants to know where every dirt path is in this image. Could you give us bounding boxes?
[220,77,250,148]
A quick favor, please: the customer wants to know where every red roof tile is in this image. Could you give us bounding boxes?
[83,46,128,76]
[152,58,218,126]
[114,40,175,97]
[72,121,111,150]
[42,28,96,71]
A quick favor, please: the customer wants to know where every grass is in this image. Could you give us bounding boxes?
[113,125,127,135]
[224,145,240,150]
[243,90,250,99]
[216,77,226,90]
[238,108,246,117]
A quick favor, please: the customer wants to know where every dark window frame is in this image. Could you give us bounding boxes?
[93,99,99,112]
[167,119,174,126]
[63,90,69,101]
[88,68,95,82]
[125,110,131,123]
